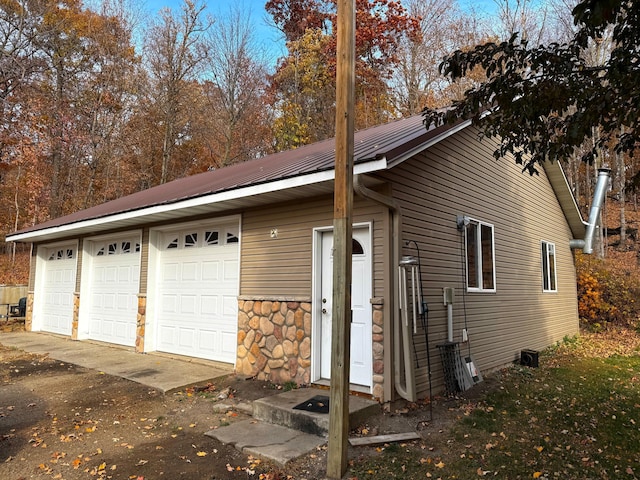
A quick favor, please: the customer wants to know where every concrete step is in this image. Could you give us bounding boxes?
[206,387,381,466]
[251,387,379,437]
[206,419,326,466]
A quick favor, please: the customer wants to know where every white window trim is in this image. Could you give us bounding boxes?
[464,218,496,293]
[541,240,558,293]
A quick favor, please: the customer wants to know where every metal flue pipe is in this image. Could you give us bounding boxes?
[570,168,611,254]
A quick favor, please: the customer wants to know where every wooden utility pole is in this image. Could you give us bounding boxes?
[327,0,355,478]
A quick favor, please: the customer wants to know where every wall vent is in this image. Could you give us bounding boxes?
[520,349,539,368]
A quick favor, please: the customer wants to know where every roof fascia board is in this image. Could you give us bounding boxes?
[7,158,387,243]
[385,119,472,168]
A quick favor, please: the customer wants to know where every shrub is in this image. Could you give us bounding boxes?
[575,252,640,330]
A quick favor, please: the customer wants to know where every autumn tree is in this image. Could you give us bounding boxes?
[265,0,328,42]
[199,6,271,167]
[391,0,491,115]
[270,28,334,149]
[267,0,420,148]
[0,0,141,223]
[423,0,639,178]
[493,0,552,45]
[143,0,212,185]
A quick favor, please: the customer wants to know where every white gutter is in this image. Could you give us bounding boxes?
[570,168,611,254]
[7,158,388,243]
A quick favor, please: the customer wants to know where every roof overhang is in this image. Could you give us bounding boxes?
[385,118,472,168]
[542,160,585,239]
[7,158,387,244]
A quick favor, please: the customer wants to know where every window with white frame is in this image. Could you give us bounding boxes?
[464,219,496,292]
[541,241,557,292]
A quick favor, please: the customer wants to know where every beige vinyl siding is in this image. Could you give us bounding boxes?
[381,127,579,397]
[28,245,37,291]
[139,228,150,295]
[75,239,83,292]
[241,195,386,298]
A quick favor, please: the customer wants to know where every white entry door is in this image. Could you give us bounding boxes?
[319,226,372,387]
[39,245,77,336]
[155,223,239,363]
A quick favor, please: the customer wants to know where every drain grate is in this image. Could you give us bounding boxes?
[292,395,330,414]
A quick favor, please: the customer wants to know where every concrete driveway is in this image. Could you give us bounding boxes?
[0,331,233,392]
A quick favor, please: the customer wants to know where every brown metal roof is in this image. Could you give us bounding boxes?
[10,115,444,239]
[6,113,582,243]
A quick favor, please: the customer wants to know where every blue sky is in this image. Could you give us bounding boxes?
[152,0,285,61]
[149,0,502,64]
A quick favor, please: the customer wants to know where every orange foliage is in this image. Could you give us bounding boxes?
[576,251,640,330]
[0,251,30,285]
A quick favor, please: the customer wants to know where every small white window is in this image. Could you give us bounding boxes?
[541,241,557,292]
[464,219,496,292]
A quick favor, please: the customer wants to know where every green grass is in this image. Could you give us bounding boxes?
[348,347,640,479]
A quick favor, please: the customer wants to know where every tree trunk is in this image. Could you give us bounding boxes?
[617,128,626,248]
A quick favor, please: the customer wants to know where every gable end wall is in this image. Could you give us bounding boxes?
[380,127,579,397]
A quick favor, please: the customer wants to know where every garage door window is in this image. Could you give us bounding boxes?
[226,231,239,244]
[95,239,140,256]
[205,231,219,245]
[184,233,197,247]
[48,248,75,261]
[164,226,239,250]
[121,241,140,254]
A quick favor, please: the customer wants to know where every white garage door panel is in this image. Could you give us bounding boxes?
[87,237,140,346]
[156,224,239,363]
[41,246,77,336]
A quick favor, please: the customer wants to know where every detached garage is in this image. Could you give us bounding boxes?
[147,219,240,363]
[9,115,590,403]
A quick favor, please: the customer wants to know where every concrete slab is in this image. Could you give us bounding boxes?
[0,331,233,392]
[206,419,326,466]
[253,387,380,436]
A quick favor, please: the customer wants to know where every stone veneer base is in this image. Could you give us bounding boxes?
[237,297,386,402]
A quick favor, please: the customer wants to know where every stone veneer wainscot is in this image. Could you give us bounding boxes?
[237,297,385,401]
[237,298,312,385]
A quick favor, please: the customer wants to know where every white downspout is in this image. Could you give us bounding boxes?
[354,175,417,402]
[570,168,611,254]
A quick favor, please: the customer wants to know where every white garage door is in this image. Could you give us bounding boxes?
[41,245,77,336]
[87,236,141,346]
[156,223,239,363]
